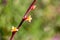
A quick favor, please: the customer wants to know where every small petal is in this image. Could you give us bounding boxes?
[11,26,18,32]
[26,15,32,22]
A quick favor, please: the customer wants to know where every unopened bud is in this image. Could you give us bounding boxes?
[31,5,36,10]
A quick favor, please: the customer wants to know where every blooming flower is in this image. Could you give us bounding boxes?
[25,15,32,22]
[11,26,18,32]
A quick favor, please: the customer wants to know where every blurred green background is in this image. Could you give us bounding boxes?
[0,0,60,40]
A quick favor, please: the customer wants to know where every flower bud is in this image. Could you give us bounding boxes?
[31,5,36,10]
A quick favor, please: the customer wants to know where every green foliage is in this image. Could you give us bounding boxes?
[0,0,60,40]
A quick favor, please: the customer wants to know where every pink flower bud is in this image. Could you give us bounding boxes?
[31,5,36,10]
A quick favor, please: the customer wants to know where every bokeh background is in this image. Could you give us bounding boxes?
[0,0,60,40]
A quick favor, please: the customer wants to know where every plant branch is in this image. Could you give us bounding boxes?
[10,0,36,40]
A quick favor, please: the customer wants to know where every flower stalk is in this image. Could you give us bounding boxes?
[10,0,36,40]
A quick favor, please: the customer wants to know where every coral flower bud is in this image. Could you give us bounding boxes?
[11,26,18,32]
[26,15,32,22]
[31,5,36,10]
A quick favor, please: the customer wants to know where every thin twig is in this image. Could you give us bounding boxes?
[10,0,36,40]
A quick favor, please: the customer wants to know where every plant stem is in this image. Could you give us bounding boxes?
[10,0,36,40]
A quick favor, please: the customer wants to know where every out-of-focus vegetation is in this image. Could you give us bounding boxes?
[0,0,60,40]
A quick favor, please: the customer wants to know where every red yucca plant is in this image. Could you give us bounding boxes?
[10,0,36,40]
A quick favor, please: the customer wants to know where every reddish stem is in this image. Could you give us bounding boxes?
[10,0,36,40]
